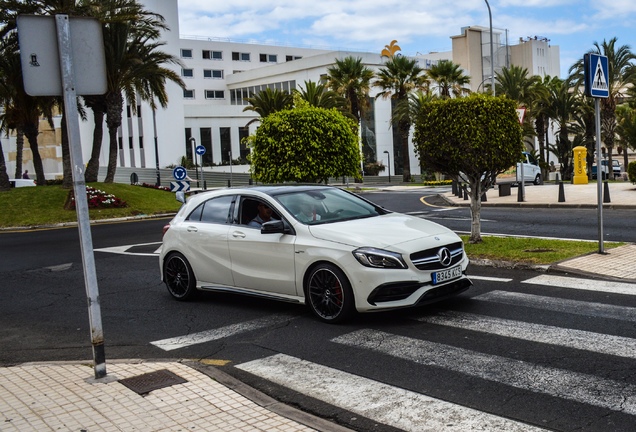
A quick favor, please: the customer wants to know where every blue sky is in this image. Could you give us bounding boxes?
[177,0,636,78]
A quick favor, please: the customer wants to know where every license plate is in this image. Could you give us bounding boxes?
[432,265,462,285]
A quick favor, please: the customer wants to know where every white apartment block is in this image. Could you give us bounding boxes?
[1,0,562,181]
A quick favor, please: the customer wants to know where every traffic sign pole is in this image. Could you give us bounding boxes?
[584,53,608,254]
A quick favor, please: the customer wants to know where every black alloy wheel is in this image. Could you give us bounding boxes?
[306,264,355,323]
[163,252,197,300]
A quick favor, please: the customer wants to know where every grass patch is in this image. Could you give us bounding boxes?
[0,183,182,228]
[462,235,624,265]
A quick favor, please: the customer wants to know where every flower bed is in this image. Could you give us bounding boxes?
[66,186,127,209]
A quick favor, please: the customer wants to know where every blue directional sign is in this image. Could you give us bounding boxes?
[195,145,206,156]
[170,181,190,192]
[584,53,609,98]
[172,166,187,181]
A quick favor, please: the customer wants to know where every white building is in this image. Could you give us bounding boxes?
[1,0,562,182]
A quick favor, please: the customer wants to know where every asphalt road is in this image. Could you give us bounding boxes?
[2,189,636,431]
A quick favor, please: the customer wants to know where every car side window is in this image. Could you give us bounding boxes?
[187,195,234,224]
[238,197,281,226]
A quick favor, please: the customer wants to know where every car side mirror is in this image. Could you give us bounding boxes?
[261,219,291,234]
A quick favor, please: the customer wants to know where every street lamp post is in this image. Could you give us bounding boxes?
[484,0,495,96]
[189,136,199,184]
[152,108,160,187]
[384,150,391,183]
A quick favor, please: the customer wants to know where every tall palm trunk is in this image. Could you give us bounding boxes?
[60,110,73,189]
[24,120,45,186]
[13,128,24,179]
[0,140,10,191]
[399,119,411,182]
[104,92,123,184]
[84,95,107,182]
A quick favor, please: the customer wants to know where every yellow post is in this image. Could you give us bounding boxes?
[572,146,588,184]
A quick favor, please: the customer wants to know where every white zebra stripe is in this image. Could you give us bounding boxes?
[522,274,636,296]
[236,353,546,432]
[416,310,636,359]
[475,290,636,322]
[332,329,636,415]
[150,315,292,351]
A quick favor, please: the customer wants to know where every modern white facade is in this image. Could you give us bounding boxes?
[1,0,563,181]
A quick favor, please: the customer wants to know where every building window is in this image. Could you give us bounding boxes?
[202,50,222,60]
[220,127,231,163]
[180,49,192,58]
[204,69,224,79]
[182,68,194,78]
[183,89,195,99]
[259,54,277,63]
[232,52,250,61]
[286,55,302,61]
[205,90,225,99]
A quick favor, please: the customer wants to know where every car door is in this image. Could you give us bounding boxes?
[181,194,235,287]
[227,196,298,296]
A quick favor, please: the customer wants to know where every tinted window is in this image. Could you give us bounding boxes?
[191,195,234,224]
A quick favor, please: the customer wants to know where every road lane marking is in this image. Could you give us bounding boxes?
[94,241,162,257]
[333,329,636,415]
[237,353,545,432]
[522,274,636,296]
[150,315,292,351]
[417,310,636,359]
[475,290,636,322]
[469,275,513,282]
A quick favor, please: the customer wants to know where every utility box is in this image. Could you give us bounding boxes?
[572,146,588,184]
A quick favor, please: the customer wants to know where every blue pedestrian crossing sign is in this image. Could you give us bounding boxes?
[584,53,609,98]
[170,181,190,192]
[172,166,187,181]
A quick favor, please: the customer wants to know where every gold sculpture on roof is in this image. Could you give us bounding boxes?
[381,40,401,58]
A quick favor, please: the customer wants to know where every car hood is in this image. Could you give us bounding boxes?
[308,213,456,249]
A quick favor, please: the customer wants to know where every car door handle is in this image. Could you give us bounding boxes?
[232,231,246,238]
[187,226,198,233]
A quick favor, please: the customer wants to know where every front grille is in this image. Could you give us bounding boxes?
[410,242,464,270]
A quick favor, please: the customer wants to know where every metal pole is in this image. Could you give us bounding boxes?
[56,14,106,379]
[152,108,160,187]
[595,98,604,253]
[485,0,495,96]
[229,148,233,187]
[384,151,390,183]
[189,137,198,185]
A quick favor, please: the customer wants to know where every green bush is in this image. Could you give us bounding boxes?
[628,161,636,184]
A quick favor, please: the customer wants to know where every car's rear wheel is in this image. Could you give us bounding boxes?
[533,174,541,185]
[163,252,197,300]
[306,264,355,323]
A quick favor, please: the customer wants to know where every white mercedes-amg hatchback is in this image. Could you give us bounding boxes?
[160,185,471,323]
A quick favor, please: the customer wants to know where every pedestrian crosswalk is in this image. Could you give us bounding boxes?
[232,274,636,431]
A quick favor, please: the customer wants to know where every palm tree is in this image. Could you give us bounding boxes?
[99,0,185,183]
[545,77,583,180]
[569,37,636,174]
[326,56,374,124]
[616,104,636,169]
[427,60,470,99]
[0,34,55,186]
[374,55,428,182]
[295,80,345,111]
[243,87,293,125]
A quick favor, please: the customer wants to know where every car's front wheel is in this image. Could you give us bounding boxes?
[163,252,197,300]
[305,264,355,324]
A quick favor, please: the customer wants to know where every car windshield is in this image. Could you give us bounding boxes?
[275,188,387,225]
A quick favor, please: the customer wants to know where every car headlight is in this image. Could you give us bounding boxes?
[352,247,407,269]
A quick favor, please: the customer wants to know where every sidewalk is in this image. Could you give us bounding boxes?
[0,359,352,432]
[2,181,635,432]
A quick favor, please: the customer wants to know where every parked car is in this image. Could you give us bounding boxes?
[8,178,36,187]
[516,151,542,185]
[603,159,622,178]
[160,185,472,323]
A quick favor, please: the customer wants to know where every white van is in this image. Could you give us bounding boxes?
[516,152,542,185]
